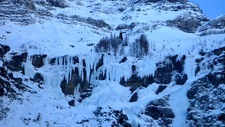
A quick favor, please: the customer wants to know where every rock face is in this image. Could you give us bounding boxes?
[145,98,175,127]
[1,0,225,126]
[187,47,225,127]
[167,13,209,33]
[198,15,225,36]
[56,14,111,30]
[0,0,55,25]
[0,45,31,99]
[0,1,36,25]
[121,55,187,90]
[154,55,187,84]
[5,52,27,72]
[60,68,90,97]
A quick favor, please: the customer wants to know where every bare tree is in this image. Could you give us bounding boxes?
[130,34,149,58]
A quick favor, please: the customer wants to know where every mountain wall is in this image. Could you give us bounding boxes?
[0,0,225,127]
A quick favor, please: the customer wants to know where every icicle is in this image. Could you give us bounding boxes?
[69,56,73,81]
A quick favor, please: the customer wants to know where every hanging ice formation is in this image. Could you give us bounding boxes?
[23,53,156,98]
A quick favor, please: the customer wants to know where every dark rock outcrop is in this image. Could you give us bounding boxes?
[167,13,209,33]
[5,52,27,72]
[31,54,47,68]
[0,44,10,58]
[47,0,68,8]
[120,55,187,89]
[156,85,167,94]
[0,46,30,98]
[145,98,175,126]
[175,73,188,85]
[129,92,138,102]
[68,100,75,106]
[154,55,187,84]
[154,61,173,84]
[120,74,154,88]
[198,15,225,36]
[34,73,44,83]
[119,57,127,64]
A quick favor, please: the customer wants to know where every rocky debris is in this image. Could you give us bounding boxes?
[167,13,209,33]
[56,14,111,30]
[187,47,225,127]
[87,107,131,127]
[144,98,175,127]
[198,15,225,36]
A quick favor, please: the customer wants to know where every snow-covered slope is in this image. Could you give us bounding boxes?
[0,0,225,127]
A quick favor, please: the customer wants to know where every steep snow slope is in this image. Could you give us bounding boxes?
[0,0,225,127]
